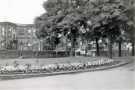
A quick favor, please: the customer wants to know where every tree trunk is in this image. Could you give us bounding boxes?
[65,37,69,56]
[131,42,135,56]
[70,37,75,56]
[85,40,88,56]
[118,41,122,57]
[108,37,113,59]
[96,38,100,56]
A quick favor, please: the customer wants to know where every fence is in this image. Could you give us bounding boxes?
[0,49,132,59]
[0,50,70,59]
[99,50,131,57]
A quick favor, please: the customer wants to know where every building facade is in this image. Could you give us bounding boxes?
[0,22,42,51]
[16,24,39,51]
[0,22,17,50]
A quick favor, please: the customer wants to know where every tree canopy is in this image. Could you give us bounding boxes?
[35,0,135,57]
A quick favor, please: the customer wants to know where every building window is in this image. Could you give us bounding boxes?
[2,27,5,36]
[28,43,32,47]
[2,43,4,46]
[28,29,31,33]
[33,29,36,33]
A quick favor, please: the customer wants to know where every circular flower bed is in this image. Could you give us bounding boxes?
[0,58,120,74]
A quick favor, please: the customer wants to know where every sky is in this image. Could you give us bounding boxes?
[0,0,46,24]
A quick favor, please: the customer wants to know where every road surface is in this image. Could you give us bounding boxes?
[0,57,134,90]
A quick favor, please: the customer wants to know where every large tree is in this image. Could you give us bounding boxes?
[125,0,135,56]
[86,0,131,58]
[35,0,91,56]
[115,0,135,57]
[35,0,133,58]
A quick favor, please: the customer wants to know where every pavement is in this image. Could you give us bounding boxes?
[0,57,134,90]
[0,71,134,90]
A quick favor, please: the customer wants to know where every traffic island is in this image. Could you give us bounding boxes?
[0,57,132,80]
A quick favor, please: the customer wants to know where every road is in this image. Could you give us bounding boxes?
[0,57,134,90]
[110,57,135,71]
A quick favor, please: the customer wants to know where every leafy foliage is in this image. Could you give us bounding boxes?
[35,0,135,56]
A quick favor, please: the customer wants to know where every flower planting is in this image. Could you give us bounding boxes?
[0,58,120,74]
